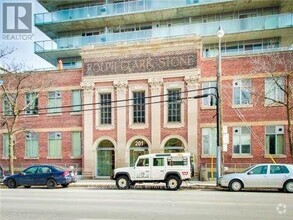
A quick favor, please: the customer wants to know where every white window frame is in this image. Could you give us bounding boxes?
[202,81,217,108]
[129,85,149,129]
[71,131,82,158]
[25,132,39,158]
[232,127,251,155]
[164,82,184,128]
[265,125,285,155]
[96,87,115,130]
[2,133,9,159]
[48,132,62,158]
[48,91,62,114]
[25,92,38,115]
[265,77,285,106]
[71,90,82,113]
[201,127,217,157]
[233,79,252,106]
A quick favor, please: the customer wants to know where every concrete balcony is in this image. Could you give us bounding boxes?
[34,13,293,65]
[34,0,282,38]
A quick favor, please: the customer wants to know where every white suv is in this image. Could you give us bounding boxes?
[113,153,192,190]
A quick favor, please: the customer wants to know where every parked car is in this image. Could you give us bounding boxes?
[3,165,76,189]
[113,153,192,190]
[218,163,293,193]
[0,165,5,183]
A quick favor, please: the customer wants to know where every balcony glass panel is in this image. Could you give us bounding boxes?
[34,0,230,25]
[34,14,292,53]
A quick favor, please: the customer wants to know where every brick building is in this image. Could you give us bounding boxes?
[1,0,293,179]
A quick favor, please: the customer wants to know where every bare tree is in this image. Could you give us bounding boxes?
[0,46,52,174]
[250,51,293,155]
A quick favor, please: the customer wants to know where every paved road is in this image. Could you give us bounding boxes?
[0,188,292,220]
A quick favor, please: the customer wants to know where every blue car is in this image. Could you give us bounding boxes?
[3,165,76,189]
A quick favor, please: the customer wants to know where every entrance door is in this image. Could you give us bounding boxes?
[97,148,114,177]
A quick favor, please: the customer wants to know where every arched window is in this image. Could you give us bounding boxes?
[164,138,185,153]
[129,139,149,166]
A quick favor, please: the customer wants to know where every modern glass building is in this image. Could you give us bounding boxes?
[2,0,292,179]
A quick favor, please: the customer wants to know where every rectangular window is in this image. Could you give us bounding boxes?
[25,133,39,158]
[233,127,251,154]
[48,132,62,158]
[2,94,15,116]
[265,126,285,155]
[25,92,38,115]
[133,91,145,123]
[202,128,217,156]
[233,79,251,105]
[265,77,284,105]
[48,91,62,114]
[168,89,181,122]
[202,81,217,107]
[71,131,82,157]
[2,134,9,158]
[71,90,82,112]
[100,93,112,124]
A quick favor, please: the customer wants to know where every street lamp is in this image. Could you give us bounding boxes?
[216,26,224,182]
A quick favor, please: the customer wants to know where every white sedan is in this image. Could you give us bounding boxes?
[218,164,293,193]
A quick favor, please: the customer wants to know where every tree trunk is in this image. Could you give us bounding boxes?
[9,134,15,175]
[286,74,293,156]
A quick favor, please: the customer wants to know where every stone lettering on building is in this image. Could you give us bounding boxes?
[84,50,197,76]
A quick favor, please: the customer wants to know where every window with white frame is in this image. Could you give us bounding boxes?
[265,126,285,155]
[48,91,62,114]
[71,90,82,112]
[2,94,15,116]
[48,132,62,158]
[265,77,284,105]
[133,91,145,124]
[202,128,217,156]
[233,127,251,154]
[25,132,38,158]
[202,81,217,107]
[25,92,38,115]
[100,93,112,125]
[2,134,9,158]
[71,131,82,157]
[233,79,252,105]
[167,89,181,122]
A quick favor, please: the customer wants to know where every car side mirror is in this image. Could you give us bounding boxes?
[247,171,253,175]
[20,172,25,176]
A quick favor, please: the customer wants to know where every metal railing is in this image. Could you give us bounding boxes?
[34,13,293,53]
[35,0,231,25]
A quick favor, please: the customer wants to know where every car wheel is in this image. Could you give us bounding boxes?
[24,186,31,188]
[116,175,130,189]
[166,175,181,190]
[7,179,17,189]
[229,179,243,192]
[47,179,57,189]
[61,183,69,188]
[284,180,293,193]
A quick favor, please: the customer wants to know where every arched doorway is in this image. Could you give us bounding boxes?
[129,139,149,166]
[97,140,115,177]
[164,138,185,153]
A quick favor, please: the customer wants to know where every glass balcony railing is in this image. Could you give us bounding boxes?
[34,13,292,53]
[35,0,230,25]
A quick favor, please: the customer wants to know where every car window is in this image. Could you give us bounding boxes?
[37,167,52,174]
[270,165,289,174]
[249,165,268,175]
[153,158,164,166]
[23,166,38,174]
[137,158,149,167]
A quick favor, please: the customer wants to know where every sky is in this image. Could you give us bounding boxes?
[0,0,54,70]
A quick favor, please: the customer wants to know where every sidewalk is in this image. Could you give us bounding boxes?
[70,179,218,190]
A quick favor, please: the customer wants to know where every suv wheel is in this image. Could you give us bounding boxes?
[116,175,130,189]
[166,175,181,190]
[229,180,243,192]
[284,180,293,193]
